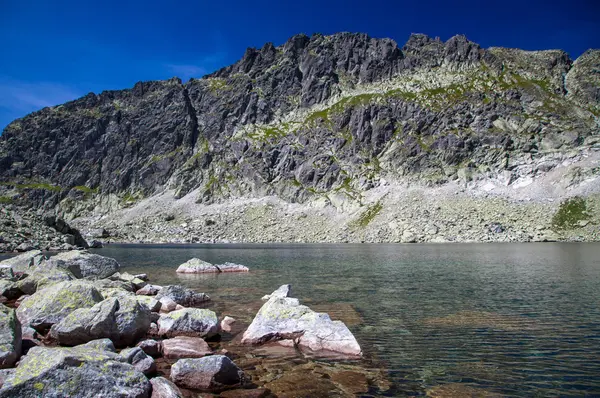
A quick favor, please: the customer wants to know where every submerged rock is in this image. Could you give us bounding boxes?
[0,304,21,369]
[162,336,212,359]
[242,286,362,357]
[220,316,236,333]
[16,280,103,331]
[155,285,210,306]
[150,377,183,398]
[0,341,151,397]
[50,296,152,347]
[157,308,219,338]
[170,355,245,391]
[45,250,120,280]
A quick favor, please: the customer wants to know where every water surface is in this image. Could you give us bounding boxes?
[35,243,600,395]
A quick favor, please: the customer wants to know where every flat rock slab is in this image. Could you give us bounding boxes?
[170,355,245,391]
[155,285,210,306]
[162,336,212,359]
[0,342,151,398]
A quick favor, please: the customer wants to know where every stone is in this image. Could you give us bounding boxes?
[134,273,149,281]
[150,377,183,398]
[50,296,152,347]
[155,285,210,306]
[119,347,156,376]
[88,240,104,248]
[261,284,291,300]
[109,272,148,290]
[170,355,245,391]
[14,266,75,295]
[0,343,151,397]
[137,284,162,296]
[90,228,109,238]
[175,258,218,273]
[0,369,15,389]
[15,242,35,252]
[0,304,21,368]
[45,250,120,280]
[220,316,236,332]
[0,250,44,273]
[0,267,13,280]
[16,280,103,332]
[136,339,162,357]
[242,287,362,357]
[136,296,161,312]
[157,308,219,338]
[162,336,212,359]
[216,262,250,272]
[159,297,178,312]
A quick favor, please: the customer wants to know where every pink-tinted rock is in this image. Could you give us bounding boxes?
[216,263,249,273]
[159,297,178,313]
[136,284,162,296]
[150,376,183,398]
[137,339,162,357]
[220,316,236,333]
[162,336,212,359]
[175,258,218,273]
[170,355,245,391]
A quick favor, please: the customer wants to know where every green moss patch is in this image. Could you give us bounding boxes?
[551,196,589,230]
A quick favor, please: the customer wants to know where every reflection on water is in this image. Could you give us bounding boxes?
[84,243,600,395]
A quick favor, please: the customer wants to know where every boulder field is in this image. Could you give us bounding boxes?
[0,252,365,395]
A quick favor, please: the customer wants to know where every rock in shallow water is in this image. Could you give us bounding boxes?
[242,286,362,357]
[0,341,151,398]
[150,377,183,398]
[162,336,212,359]
[175,258,249,273]
[155,285,210,306]
[0,304,21,369]
[157,308,219,338]
[170,355,245,391]
[50,296,151,347]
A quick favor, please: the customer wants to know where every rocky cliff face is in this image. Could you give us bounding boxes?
[1,33,599,243]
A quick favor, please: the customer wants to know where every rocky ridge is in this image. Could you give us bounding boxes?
[1,32,599,243]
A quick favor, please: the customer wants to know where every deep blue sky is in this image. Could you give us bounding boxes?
[1,0,599,130]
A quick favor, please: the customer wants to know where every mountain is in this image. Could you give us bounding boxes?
[1,32,599,245]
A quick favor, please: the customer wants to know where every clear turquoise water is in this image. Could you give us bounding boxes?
[13,243,600,396]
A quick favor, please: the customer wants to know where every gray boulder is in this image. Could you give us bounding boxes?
[150,377,183,398]
[216,262,249,272]
[175,258,217,273]
[0,250,44,273]
[155,285,210,306]
[16,280,103,331]
[0,280,19,301]
[50,296,152,347]
[136,284,162,296]
[15,266,75,295]
[0,267,13,280]
[88,240,104,249]
[242,286,362,357]
[0,342,151,397]
[157,308,218,338]
[0,369,15,389]
[119,347,156,376]
[136,296,161,312]
[45,250,120,279]
[0,305,21,368]
[109,272,148,290]
[170,355,245,391]
[136,339,162,357]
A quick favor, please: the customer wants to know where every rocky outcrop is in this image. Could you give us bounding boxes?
[155,285,210,306]
[0,32,597,243]
[242,285,362,357]
[0,305,21,369]
[45,250,120,279]
[170,355,245,391]
[157,308,219,338]
[16,280,103,331]
[50,296,152,347]
[0,341,151,397]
